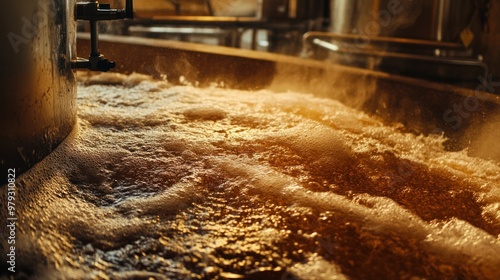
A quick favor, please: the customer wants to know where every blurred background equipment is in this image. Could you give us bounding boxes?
[90,0,500,88]
[88,0,327,55]
[304,0,497,86]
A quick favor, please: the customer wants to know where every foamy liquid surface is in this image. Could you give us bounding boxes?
[1,73,499,279]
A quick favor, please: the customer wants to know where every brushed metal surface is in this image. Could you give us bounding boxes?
[0,0,77,178]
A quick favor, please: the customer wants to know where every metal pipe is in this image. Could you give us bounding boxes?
[73,0,134,71]
[90,20,100,56]
[311,38,488,78]
[436,0,447,41]
[125,0,134,18]
[288,0,298,19]
[303,31,463,49]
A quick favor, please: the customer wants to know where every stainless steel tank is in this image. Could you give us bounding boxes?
[330,0,476,42]
[325,0,500,83]
[0,1,77,176]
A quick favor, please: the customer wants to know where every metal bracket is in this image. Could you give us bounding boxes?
[71,0,133,72]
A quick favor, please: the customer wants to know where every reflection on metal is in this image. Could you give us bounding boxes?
[130,26,223,34]
[328,0,477,42]
[113,0,325,55]
[303,31,463,49]
[288,0,298,19]
[310,38,488,78]
[209,0,256,17]
[0,0,77,179]
[136,15,261,25]
[323,0,500,84]
[72,0,134,72]
[436,0,447,42]
[123,14,320,54]
[329,0,363,34]
[313,39,339,51]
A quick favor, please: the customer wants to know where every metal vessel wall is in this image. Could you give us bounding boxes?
[0,0,77,176]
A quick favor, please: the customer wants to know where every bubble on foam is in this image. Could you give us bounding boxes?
[468,114,500,161]
[424,219,500,278]
[215,157,428,236]
[86,72,129,85]
[288,254,347,280]
[110,271,169,280]
[4,75,500,279]
[77,72,156,87]
[482,203,500,234]
[116,180,204,218]
[182,107,227,121]
[214,156,500,277]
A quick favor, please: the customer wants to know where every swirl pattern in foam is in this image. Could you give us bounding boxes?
[1,74,499,279]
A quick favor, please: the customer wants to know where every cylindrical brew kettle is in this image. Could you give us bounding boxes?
[0,1,77,178]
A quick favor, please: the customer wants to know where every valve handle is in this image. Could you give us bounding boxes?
[72,1,133,72]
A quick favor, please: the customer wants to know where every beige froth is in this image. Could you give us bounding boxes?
[1,74,499,279]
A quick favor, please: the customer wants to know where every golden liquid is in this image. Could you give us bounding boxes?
[2,74,500,279]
